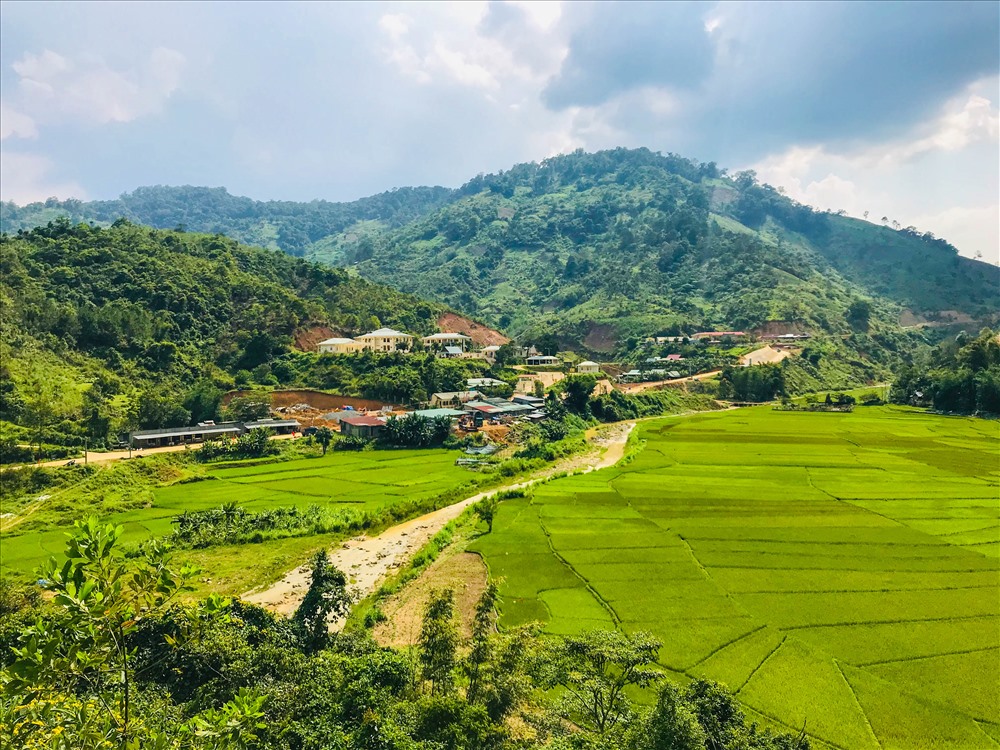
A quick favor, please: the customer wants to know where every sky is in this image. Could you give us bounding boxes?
[1,0,997,262]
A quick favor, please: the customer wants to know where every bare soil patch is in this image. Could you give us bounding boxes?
[224,389,398,412]
[739,345,792,366]
[293,325,341,352]
[583,323,617,353]
[436,313,509,346]
[374,551,488,648]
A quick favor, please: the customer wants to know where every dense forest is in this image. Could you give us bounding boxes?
[0,221,452,451]
[6,149,997,358]
[890,327,1000,415]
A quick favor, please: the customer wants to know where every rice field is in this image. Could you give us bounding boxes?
[470,407,1000,749]
[1,448,481,590]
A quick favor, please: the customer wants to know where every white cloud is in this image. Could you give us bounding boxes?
[10,47,186,126]
[750,80,1000,262]
[912,205,999,265]
[867,88,999,167]
[0,151,87,204]
[507,1,562,31]
[376,2,563,93]
[0,103,38,140]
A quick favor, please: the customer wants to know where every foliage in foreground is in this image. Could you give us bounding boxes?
[1,520,811,750]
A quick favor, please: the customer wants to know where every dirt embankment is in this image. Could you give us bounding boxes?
[751,321,808,337]
[223,389,398,412]
[374,552,487,648]
[437,313,509,347]
[583,323,617,353]
[293,325,343,352]
[617,369,721,394]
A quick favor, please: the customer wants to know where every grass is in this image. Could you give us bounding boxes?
[1,447,488,595]
[469,406,1000,748]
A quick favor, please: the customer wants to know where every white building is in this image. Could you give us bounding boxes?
[422,332,472,351]
[355,328,414,352]
[481,345,502,363]
[577,360,600,374]
[317,337,361,354]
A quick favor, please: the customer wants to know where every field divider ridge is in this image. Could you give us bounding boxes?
[734,634,786,694]
[834,660,883,750]
[853,644,999,668]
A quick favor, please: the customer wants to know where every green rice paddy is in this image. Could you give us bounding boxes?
[470,407,1000,749]
[2,448,480,592]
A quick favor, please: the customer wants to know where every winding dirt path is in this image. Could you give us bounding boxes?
[241,421,637,621]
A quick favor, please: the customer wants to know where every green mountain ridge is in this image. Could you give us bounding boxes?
[4,148,996,359]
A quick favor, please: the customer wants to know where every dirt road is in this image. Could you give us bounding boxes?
[241,421,636,625]
[617,369,721,394]
[8,433,299,470]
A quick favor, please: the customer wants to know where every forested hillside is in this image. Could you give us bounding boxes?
[6,149,997,357]
[0,220,446,449]
[333,150,998,351]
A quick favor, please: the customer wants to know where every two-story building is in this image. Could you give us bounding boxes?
[317,337,362,354]
[355,328,414,352]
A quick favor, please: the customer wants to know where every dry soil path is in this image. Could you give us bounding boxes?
[618,369,721,394]
[241,421,637,623]
[7,433,298,470]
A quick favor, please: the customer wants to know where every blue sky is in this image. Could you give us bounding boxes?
[1,1,997,261]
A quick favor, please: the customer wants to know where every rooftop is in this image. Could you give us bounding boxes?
[339,415,387,427]
[318,337,356,345]
[423,332,471,340]
[357,328,413,339]
[578,360,599,366]
[410,408,467,418]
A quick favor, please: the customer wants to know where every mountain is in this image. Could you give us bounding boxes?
[4,149,997,357]
[1,184,454,257]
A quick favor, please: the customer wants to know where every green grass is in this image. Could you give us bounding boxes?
[1,448,485,595]
[469,406,1000,748]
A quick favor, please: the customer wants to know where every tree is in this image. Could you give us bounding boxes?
[466,579,499,704]
[562,374,597,414]
[846,299,872,332]
[536,629,662,735]
[316,426,333,455]
[473,496,499,533]
[632,683,707,750]
[493,343,517,368]
[222,392,271,422]
[419,588,459,696]
[183,380,223,424]
[293,550,351,651]
[2,518,265,749]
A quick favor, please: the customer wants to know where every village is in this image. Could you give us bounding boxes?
[127,325,810,451]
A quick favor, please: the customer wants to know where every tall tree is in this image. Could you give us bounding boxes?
[419,588,459,696]
[293,550,351,651]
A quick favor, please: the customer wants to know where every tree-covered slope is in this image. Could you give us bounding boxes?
[0,220,446,445]
[330,149,997,350]
[4,149,996,355]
